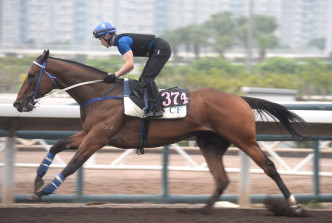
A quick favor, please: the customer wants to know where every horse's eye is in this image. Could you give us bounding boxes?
[28,73,34,79]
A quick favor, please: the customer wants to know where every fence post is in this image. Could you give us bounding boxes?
[76,167,84,201]
[2,135,16,206]
[313,140,320,198]
[238,150,251,207]
[161,146,169,202]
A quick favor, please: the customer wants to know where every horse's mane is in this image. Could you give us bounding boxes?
[48,56,108,76]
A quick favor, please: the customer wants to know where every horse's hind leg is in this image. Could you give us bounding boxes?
[33,131,86,192]
[196,131,231,214]
[235,139,304,215]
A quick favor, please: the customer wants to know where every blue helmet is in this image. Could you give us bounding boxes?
[93,22,116,38]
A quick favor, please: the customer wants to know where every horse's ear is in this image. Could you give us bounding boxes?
[40,49,49,63]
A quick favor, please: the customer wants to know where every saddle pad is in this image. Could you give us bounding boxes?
[123,79,189,119]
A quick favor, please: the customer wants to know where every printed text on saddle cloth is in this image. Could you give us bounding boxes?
[160,89,189,107]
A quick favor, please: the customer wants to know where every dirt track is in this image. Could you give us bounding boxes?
[1,147,332,222]
[1,204,332,223]
[2,147,332,196]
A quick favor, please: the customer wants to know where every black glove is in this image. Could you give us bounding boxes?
[104,73,117,83]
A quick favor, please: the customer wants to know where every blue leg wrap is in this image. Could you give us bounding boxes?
[43,173,65,195]
[37,152,55,176]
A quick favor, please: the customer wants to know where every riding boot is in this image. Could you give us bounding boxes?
[144,81,163,119]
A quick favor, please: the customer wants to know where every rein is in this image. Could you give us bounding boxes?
[34,79,103,103]
[32,60,123,107]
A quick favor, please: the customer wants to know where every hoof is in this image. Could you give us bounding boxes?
[34,179,44,192]
[290,206,308,217]
[264,197,308,217]
[200,207,212,215]
[27,193,42,202]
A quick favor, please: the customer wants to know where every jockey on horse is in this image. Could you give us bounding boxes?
[92,21,171,119]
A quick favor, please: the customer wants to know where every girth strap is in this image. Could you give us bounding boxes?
[137,118,150,155]
[80,95,123,107]
[137,87,150,155]
[80,82,123,107]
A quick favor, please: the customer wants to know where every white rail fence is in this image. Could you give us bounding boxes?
[1,102,332,207]
[1,137,331,177]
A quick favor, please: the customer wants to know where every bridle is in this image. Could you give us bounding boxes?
[30,60,104,104]
[31,60,57,102]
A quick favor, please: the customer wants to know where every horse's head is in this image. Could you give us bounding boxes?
[13,50,56,112]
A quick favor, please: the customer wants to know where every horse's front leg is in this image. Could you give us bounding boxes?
[33,131,86,192]
[29,132,106,201]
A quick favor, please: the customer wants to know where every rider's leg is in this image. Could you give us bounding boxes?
[145,79,163,118]
[141,38,171,118]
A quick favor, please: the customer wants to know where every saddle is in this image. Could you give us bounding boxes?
[123,79,190,119]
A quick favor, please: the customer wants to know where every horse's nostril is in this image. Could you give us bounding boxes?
[13,102,20,108]
[13,102,24,112]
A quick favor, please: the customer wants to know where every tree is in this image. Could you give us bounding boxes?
[307,37,325,50]
[205,12,237,57]
[235,14,279,62]
[253,15,279,62]
[296,59,332,97]
[234,16,248,48]
[186,24,209,59]
[254,57,298,74]
[161,29,183,61]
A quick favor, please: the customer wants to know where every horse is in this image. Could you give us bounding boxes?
[13,50,307,216]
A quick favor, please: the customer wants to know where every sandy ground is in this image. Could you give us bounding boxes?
[1,146,331,196]
[1,204,332,223]
[1,145,332,222]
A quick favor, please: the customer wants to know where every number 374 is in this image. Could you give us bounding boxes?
[161,92,189,107]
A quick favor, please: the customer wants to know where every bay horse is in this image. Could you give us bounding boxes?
[14,50,306,216]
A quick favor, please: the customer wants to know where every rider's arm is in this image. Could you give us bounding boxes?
[115,50,134,78]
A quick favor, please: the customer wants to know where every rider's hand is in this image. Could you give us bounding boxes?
[104,73,116,83]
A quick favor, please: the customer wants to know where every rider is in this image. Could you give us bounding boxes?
[93,21,171,118]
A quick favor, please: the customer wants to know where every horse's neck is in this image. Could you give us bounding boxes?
[49,60,113,104]
[50,61,99,85]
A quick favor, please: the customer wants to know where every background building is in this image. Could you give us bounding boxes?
[280,0,329,49]
[0,0,332,51]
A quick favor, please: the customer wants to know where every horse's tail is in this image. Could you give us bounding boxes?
[241,96,308,140]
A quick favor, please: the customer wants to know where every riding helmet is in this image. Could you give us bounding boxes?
[93,21,116,38]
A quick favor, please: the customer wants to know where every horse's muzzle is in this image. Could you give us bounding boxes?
[13,100,35,112]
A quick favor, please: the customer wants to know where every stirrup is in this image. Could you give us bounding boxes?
[154,110,163,117]
[144,110,163,119]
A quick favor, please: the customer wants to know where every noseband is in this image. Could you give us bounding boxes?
[32,60,57,101]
